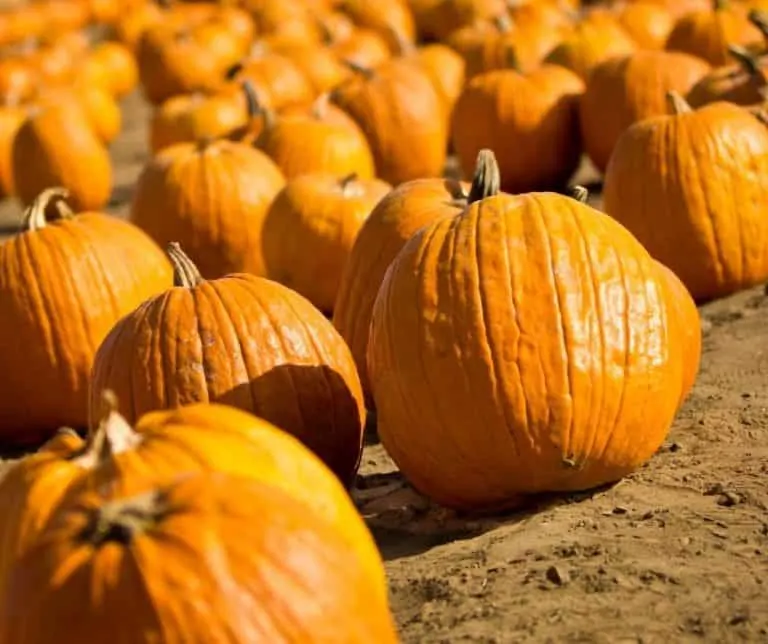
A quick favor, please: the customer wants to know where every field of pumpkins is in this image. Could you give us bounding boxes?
[0,0,767,640]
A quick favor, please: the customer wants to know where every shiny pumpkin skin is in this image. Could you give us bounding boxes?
[90,268,366,485]
[580,50,710,173]
[367,191,685,510]
[0,197,172,440]
[451,65,584,193]
[333,177,469,407]
[331,57,447,185]
[603,101,768,301]
[263,173,392,313]
[130,139,285,278]
[0,412,396,643]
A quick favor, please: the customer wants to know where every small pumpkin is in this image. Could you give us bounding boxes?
[666,0,762,66]
[271,42,353,94]
[338,0,417,49]
[331,57,447,184]
[616,1,675,49]
[451,64,584,193]
[90,245,366,484]
[79,41,139,99]
[130,138,284,278]
[686,45,767,106]
[0,189,172,440]
[603,92,768,301]
[330,27,393,69]
[12,97,112,211]
[422,0,508,41]
[580,50,710,173]
[0,467,398,643]
[367,150,686,510]
[263,173,392,313]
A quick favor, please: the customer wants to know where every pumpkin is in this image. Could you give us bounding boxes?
[254,93,376,179]
[451,64,584,193]
[130,138,284,278]
[0,189,172,440]
[545,13,637,80]
[331,27,393,69]
[331,57,447,184]
[12,97,112,211]
[90,245,366,484]
[366,150,686,510]
[666,0,762,66]
[0,58,38,105]
[79,41,139,99]
[410,43,466,113]
[262,173,392,313]
[686,45,767,106]
[0,105,25,197]
[149,87,247,154]
[338,0,417,48]
[629,0,709,19]
[72,83,122,145]
[0,468,398,643]
[603,92,768,301]
[580,50,710,174]
[112,1,163,49]
[245,0,323,45]
[616,1,675,49]
[334,173,485,407]
[272,42,353,94]
[423,0,509,41]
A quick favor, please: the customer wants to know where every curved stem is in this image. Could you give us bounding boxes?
[666,91,692,115]
[225,61,244,81]
[749,9,768,42]
[21,187,73,232]
[568,186,589,204]
[342,59,375,79]
[728,45,762,77]
[493,13,514,33]
[83,489,164,547]
[388,26,415,57]
[167,242,204,288]
[312,92,330,120]
[241,80,275,131]
[467,149,501,204]
[73,389,141,468]
[339,172,359,196]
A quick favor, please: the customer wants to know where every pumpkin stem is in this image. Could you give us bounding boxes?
[73,390,141,469]
[342,59,375,79]
[753,108,768,127]
[21,187,74,232]
[241,80,275,131]
[82,489,164,547]
[569,186,589,203]
[388,26,415,56]
[492,13,514,33]
[748,9,768,41]
[467,149,501,204]
[666,91,692,115]
[728,45,763,78]
[225,61,243,81]
[339,172,360,196]
[311,92,330,120]
[167,242,204,288]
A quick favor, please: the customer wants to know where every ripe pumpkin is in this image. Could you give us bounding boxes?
[0,58,38,104]
[616,1,675,49]
[686,45,767,106]
[331,57,447,184]
[12,98,112,211]
[666,0,762,66]
[130,138,285,278]
[90,245,366,484]
[580,50,710,173]
[451,64,584,193]
[331,27,393,69]
[0,189,172,440]
[263,173,392,313]
[272,42,353,94]
[603,92,768,301]
[0,467,398,643]
[0,105,25,197]
[254,93,376,180]
[367,150,686,510]
[79,41,139,99]
[339,0,417,48]
[410,42,466,113]
[422,0,508,41]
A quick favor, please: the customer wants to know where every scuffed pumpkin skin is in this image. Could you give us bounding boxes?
[368,192,684,510]
[0,470,398,643]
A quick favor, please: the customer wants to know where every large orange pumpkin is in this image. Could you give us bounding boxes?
[130,138,285,278]
[0,416,396,642]
[262,173,392,313]
[603,92,768,301]
[331,57,447,184]
[90,245,366,485]
[451,64,584,193]
[0,189,172,440]
[367,150,686,510]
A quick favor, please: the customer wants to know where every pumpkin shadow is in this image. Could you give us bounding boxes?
[354,469,615,561]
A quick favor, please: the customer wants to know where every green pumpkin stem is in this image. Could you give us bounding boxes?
[467,149,501,204]
[22,187,73,232]
[569,186,589,204]
[83,489,163,546]
[666,91,693,115]
[167,242,204,288]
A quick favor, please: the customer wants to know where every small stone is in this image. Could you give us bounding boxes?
[717,492,741,507]
[545,565,570,586]
[612,506,628,515]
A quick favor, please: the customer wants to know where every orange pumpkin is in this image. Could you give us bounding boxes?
[272,42,353,94]
[79,41,139,99]
[0,189,172,440]
[0,467,398,643]
[580,50,710,173]
[12,97,112,211]
[616,1,675,49]
[451,64,584,193]
[254,93,376,179]
[331,27,393,69]
[334,174,478,407]
[112,1,164,49]
[90,245,367,484]
[422,0,508,41]
[263,173,392,313]
[0,105,25,197]
[0,58,39,105]
[410,42,466,113]
[130,139,284,278]
[331,57,447,184]
[666,0,762,66]
[603,92,768,301]
[367,150,686,510]
[686,45,768,106]
[339,0,417,48]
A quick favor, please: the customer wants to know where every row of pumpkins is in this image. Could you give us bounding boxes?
[0,0,767,639]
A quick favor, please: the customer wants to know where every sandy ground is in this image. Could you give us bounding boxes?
[1,92,766,643]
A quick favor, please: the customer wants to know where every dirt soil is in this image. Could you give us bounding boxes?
[2,92,767,644]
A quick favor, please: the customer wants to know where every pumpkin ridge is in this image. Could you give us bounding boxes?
[190,283,216,405]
